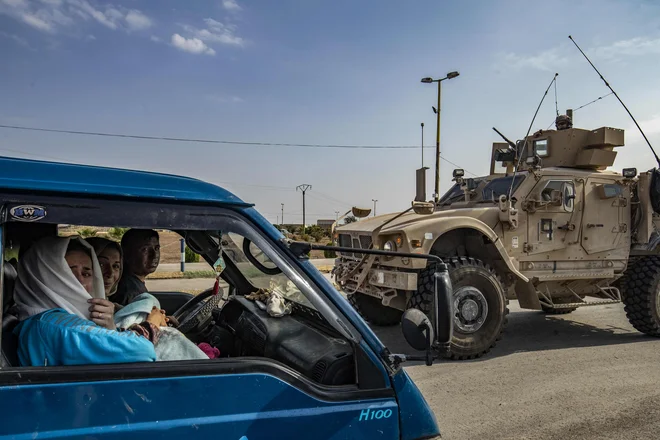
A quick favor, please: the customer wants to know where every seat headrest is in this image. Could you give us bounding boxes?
[3,261,17,282]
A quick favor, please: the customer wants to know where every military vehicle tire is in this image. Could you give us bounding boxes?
[411,257,508,360]
[348,293,403,327]
[621,256,660,336]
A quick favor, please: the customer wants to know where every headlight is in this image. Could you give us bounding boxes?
[383,240,396,251]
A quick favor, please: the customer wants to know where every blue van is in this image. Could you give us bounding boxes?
[0,157,452,440]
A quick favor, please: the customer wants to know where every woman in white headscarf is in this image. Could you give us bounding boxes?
[13,236,165,367]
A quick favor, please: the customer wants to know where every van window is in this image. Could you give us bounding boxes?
[0,199,356,387]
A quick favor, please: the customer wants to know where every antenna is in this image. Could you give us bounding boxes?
[507,73,558,199]
[554,77,559,117]
[568,35,660,167]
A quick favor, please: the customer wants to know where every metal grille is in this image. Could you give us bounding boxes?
[338,234,351,247]
[338,234,352,257]
[338,233,373,258]
[359,235,373,250]
[312,360,328,382]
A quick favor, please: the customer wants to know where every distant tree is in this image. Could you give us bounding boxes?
[78,228,98,238]
[344,215,358,224]
[108,227,128,240]
[185,246,200,263]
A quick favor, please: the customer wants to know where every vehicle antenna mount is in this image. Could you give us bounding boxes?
[507,73,558,200]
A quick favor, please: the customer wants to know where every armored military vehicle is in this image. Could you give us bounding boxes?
[333,111,660,359]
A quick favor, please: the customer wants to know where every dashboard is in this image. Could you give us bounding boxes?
[216,296,355,385]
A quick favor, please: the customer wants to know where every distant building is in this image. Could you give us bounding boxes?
[317,219,334,230]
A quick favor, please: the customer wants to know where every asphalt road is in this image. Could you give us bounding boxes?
[374,301,660,440]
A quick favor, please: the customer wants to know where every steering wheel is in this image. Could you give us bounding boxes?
[172,288,223,334]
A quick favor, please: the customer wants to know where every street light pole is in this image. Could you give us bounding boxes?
[421,71,460,204]
[372,199,378,217]
[281,203,284,227]
[296,184,312,235]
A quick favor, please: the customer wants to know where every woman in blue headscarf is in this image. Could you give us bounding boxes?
[12,236,165,367]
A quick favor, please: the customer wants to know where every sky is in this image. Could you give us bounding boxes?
[2,0,660,224]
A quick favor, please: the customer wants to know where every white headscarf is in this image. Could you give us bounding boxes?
[14,236,106,321]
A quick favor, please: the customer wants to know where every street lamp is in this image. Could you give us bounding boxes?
[420,71,460,203]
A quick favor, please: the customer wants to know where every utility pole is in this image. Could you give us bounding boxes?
[281,203,284,227]
[372,199,378,217]
[296,184,312,234]
[421,71,460,203]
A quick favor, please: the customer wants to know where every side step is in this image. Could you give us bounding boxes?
[550,299,621,309]
[539,285,621,310]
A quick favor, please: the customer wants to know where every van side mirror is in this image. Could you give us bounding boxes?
[401,309,434,351]
[401,264,453,365]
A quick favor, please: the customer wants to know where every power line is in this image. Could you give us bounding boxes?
[0,123,477,173]
[0,124,431,150]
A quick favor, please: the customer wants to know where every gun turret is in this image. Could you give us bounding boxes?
[492,127,517,151]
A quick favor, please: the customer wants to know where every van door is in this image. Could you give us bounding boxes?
[0,360,400,439]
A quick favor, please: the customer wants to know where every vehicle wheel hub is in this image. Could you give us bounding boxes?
[453,286,488,333]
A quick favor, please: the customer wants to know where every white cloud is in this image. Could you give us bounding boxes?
[125,9,152,31]
[179,18,244,48]
[0,30,31,48]
[496,36,660,72]
[150,35,161,43]
[68,0,118,29]
[171,33,215,55]
[20,11,53,31]
[497,47,568,72]
[0,0,153,35]
[222,0,241,12]
[207,94,244,103]
[588,37,660,61]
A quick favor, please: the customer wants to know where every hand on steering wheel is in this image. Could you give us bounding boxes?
[172,288,223,334]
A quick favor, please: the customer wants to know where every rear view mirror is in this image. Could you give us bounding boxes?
[412,201,435,215]
[561,182,575,213]
[351,207,372,218]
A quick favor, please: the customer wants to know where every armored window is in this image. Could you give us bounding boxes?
[534,139,549,157]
